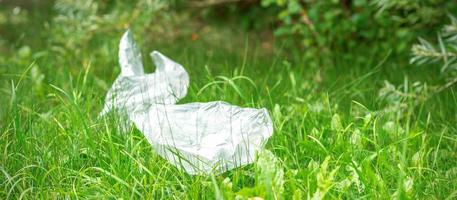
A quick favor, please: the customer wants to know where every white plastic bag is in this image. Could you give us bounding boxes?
[130,101,273,174]
[100,30,189,116]
[102,30,273,174]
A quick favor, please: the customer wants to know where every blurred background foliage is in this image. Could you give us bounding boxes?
[2,0,457,73]
[1,0,456,111]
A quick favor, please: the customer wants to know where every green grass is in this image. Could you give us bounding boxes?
[1,2,457,199]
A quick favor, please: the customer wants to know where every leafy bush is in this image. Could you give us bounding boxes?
[411,15,457,93]
[260,0,456,51]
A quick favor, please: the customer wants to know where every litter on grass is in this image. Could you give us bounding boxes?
[100,30,189,116]
[101,30,273,175]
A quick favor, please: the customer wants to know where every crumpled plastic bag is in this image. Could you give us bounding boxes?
[100,30,189,116]
[101,30,273,175]
[130,102,273,174]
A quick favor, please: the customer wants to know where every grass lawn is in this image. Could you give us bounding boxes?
[1,1,456,199]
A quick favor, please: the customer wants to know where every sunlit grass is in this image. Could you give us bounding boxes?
[1,2,457,199]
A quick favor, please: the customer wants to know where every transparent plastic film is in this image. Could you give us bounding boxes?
[101,30,273,175]
[100,30,189,116]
